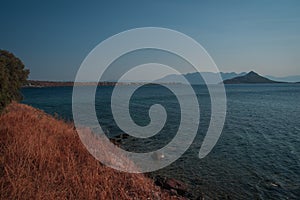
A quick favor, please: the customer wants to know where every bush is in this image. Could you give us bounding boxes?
[0,50,29,112]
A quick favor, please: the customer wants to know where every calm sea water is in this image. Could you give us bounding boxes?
[21,84,300,199]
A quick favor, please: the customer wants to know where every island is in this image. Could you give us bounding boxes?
[223,71,285,84]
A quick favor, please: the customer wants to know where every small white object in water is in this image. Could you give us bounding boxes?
[270,183,278,187]
[151,152,165,160]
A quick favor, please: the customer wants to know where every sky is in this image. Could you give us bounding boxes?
[0,0,300,81]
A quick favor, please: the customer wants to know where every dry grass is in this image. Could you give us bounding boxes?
[0,102,182,200]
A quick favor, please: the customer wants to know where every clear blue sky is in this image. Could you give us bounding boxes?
[1,0,299,80]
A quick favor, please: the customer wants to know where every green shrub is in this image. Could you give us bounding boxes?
[0,50,29,112]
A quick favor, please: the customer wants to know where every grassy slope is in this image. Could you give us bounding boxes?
[0,102,182,199]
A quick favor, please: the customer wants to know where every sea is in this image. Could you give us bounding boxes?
[21,84,300,199]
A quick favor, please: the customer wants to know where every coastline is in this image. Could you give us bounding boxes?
[0,102,186,199]
[23,80,182,88]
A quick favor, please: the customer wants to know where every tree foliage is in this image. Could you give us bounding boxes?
[0,50,29,112]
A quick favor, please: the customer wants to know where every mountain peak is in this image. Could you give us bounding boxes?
[248,71,258,75]
[223,71,283,84]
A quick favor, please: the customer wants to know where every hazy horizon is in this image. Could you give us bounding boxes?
[26,70,300,82]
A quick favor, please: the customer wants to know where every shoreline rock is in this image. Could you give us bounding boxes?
[155,175,193,199]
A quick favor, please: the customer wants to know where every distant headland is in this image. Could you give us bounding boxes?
[23,80,169,88]
[24,80,116,87]
[223,71,286,84]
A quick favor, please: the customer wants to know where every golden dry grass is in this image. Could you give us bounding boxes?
[0,102,183,200]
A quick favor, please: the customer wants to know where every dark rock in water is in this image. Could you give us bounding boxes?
[114,133,130,139]
[110,133,130,146]
[121,133,129,139]
[165,178,188,196]
[155,176,190,197]
[109,138,121,146]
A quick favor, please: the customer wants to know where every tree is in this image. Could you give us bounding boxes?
[0,50,29,112]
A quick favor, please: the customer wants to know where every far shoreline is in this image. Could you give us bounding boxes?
[23,80,299,88]
[23,80,183,88]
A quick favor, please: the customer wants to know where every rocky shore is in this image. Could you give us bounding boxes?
[0,102,189,199]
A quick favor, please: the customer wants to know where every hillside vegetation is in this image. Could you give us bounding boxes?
[0,50,29,112]
[0,102,182,199]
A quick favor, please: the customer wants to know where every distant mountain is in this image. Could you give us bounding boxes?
[156,72,247,84]
[266,75,300,83]
[223,71,284,84]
